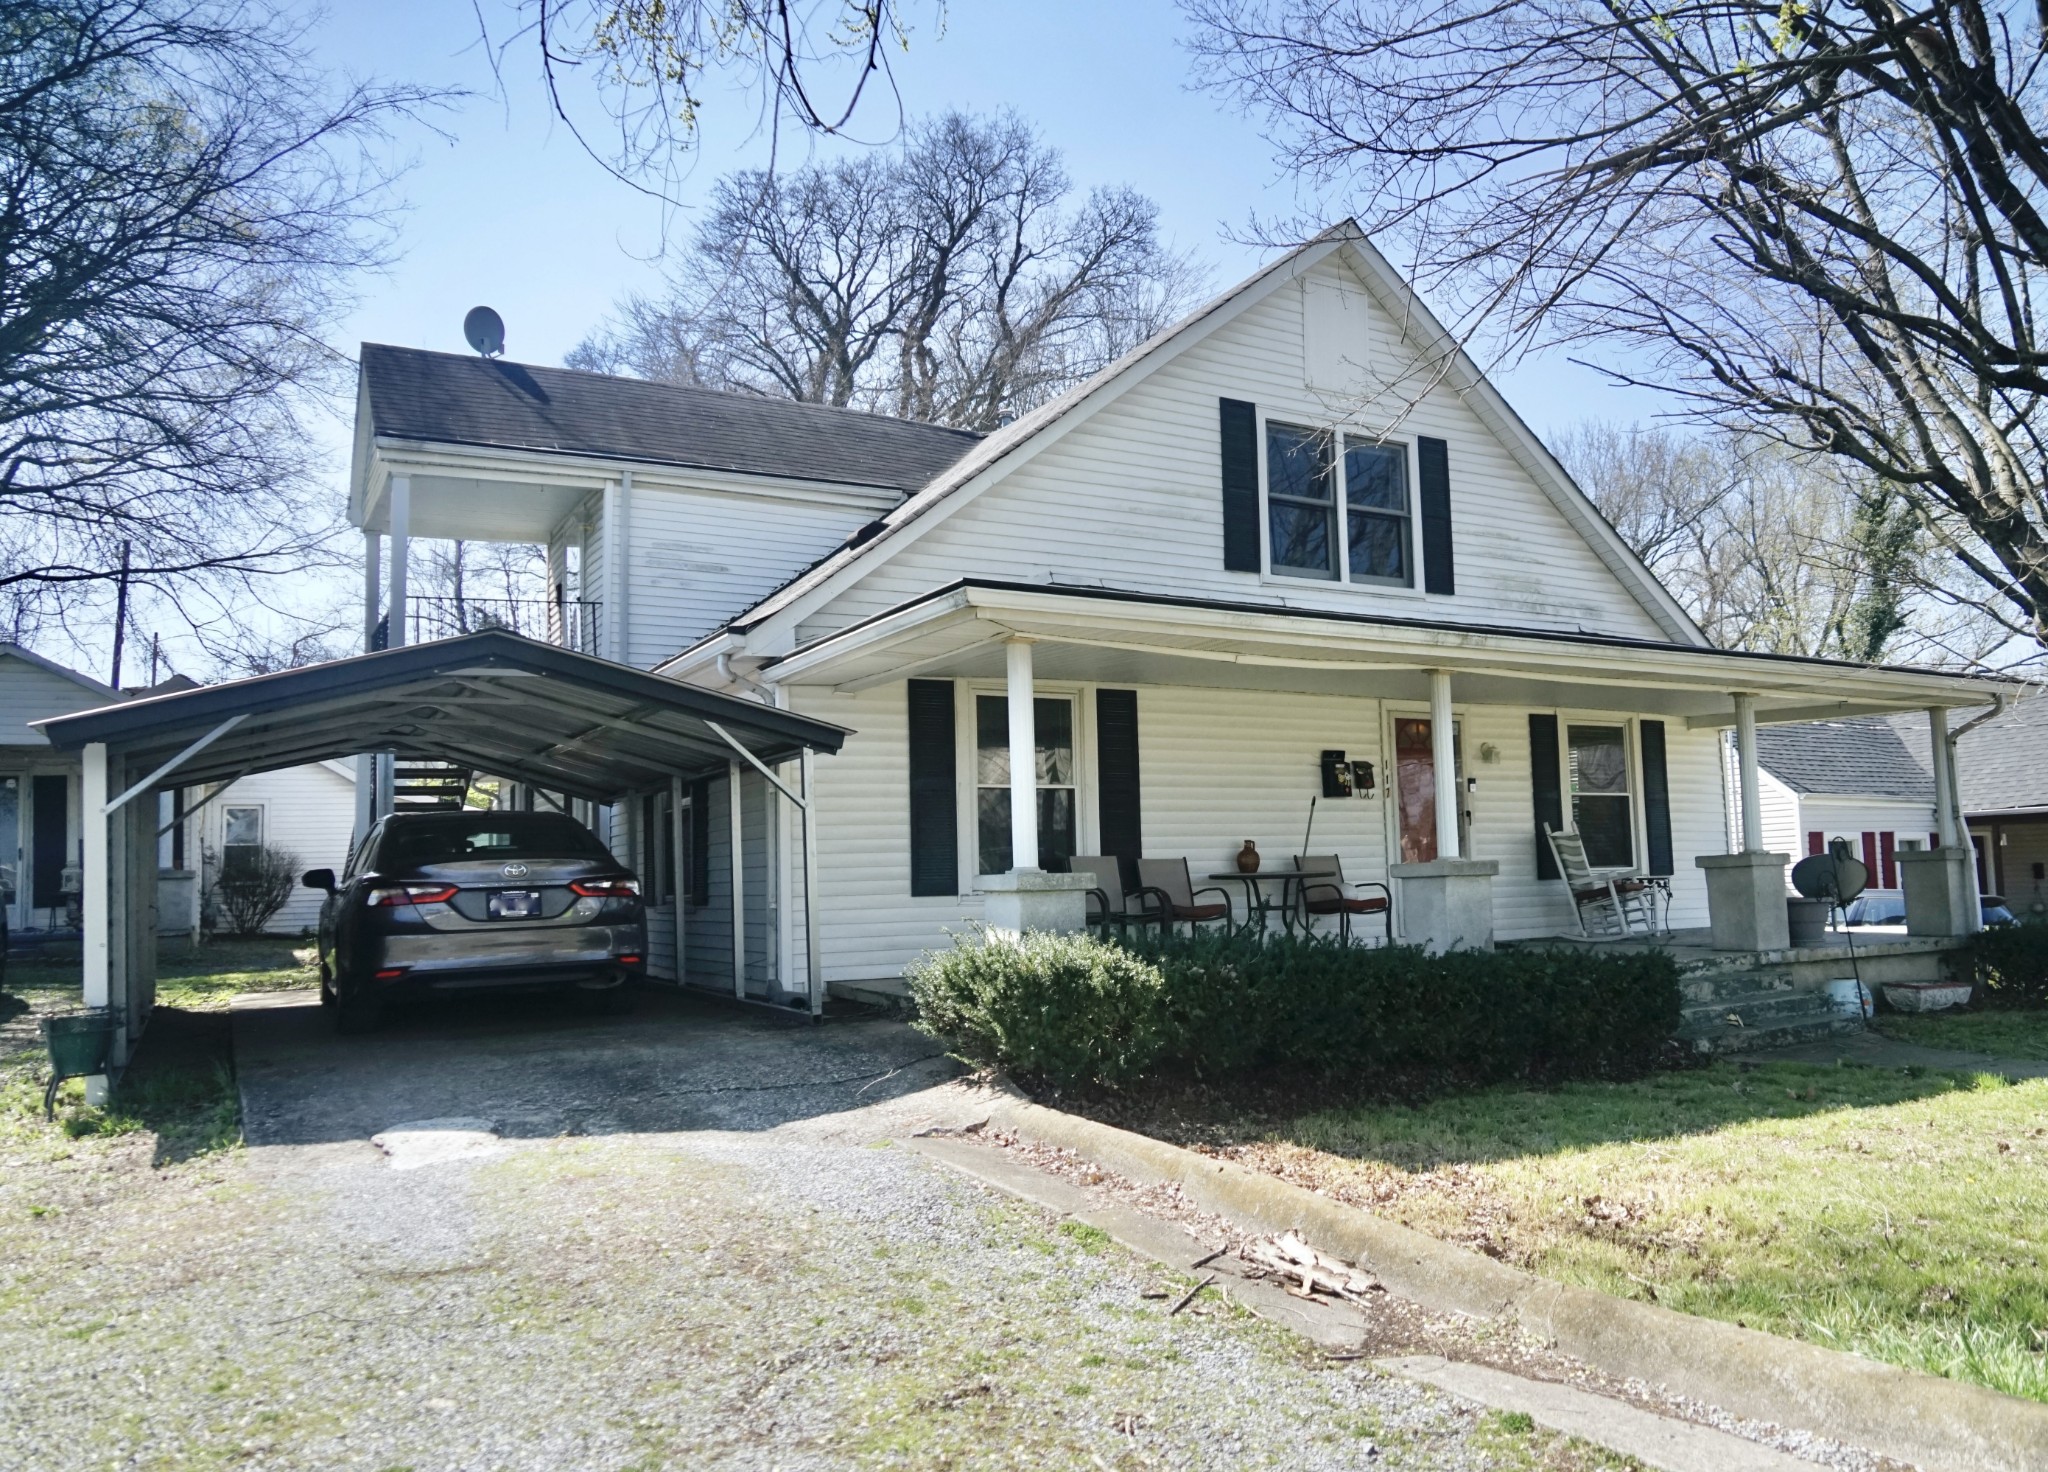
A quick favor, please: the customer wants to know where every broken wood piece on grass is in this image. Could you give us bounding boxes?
[1168,1274,1218,1317]
[1236,1231,1383,1302]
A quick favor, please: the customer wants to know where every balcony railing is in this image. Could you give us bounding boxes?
[406,596,603,654]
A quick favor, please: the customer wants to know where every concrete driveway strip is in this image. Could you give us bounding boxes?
[0,988,1611,1471]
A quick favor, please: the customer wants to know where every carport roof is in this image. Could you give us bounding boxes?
[32,631,848,802]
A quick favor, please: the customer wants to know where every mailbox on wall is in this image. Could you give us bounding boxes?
[1320,750,1353,798]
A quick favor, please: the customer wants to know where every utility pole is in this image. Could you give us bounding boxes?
[109,540,131,690]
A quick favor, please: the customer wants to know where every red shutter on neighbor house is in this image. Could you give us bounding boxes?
[1931,832,1941,851]
[1880,831,1897,889]
[1807,831,1825,856]
[1861,832,1879,878]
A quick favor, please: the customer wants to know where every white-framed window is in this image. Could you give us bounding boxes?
[1265,420,1414,586]
[222,805,264,878]
[1565,724,1634,867]
[973,693,1078,876]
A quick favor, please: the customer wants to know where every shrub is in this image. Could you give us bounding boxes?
[1962,922,2048,1009]
[911,928,1682,1093]
[211,844,302,937]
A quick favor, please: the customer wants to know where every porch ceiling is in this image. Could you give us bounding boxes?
[765,581,2007,726]
[33,632,850,804]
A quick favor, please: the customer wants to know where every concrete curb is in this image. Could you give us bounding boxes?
[984,1093,2048,1472]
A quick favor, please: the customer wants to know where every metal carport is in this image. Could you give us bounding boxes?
[33,631,851,1082]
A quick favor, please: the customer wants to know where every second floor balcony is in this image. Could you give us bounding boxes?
[404,596,603,655]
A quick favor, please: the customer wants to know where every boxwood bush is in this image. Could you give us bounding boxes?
[908,928,1682,1092]
[1961,921,2048,1009]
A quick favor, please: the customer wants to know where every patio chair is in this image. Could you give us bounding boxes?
[1293,855,1392,943]
[1544,825,1657,938]
[1070,856,1170,936]
[1134,858,1233,934]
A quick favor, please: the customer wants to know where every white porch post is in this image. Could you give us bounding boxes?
[81,742,111,1103]
[386,476,410,649]
[1006,638,1038,872]
[981,635,1089,937]
[1429,669,1459,860]
[1901,706,1977,935]
[1733,692,1762,851]
[1930,707,1958,848]
[728,759,746,998]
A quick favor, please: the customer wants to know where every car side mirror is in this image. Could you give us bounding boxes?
[302,868,336,894]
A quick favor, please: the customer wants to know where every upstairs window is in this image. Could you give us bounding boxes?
[1344,439,1411,585]
[1266,422,1336,578]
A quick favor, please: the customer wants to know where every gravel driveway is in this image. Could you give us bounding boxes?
[0,988,1606,1470]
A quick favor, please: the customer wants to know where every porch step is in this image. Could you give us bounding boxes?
[1678,985,1865,1055]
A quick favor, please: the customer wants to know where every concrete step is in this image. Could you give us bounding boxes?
[1678,984,1865,1055]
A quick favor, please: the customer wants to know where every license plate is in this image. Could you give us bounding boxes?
[488,890,541,919]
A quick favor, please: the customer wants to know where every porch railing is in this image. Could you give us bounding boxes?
[406,596,603,654]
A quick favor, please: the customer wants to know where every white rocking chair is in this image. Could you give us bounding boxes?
[1544,825,1658,938]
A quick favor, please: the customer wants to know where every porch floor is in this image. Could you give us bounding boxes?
[1508,926,1957,974]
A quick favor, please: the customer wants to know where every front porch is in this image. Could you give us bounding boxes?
[756,581,2003,987]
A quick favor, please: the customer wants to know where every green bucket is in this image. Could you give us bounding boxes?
[43,1008,117,1083]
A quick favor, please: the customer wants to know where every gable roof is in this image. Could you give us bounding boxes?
[689,222,1705,657]
[358,343,983,495]
[0,642,117,701]
[1756,716,1935,799]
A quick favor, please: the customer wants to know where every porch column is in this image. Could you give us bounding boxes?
[982,635,1089,938]
[1006,638,1038,872]
[386,475,410,649]
[1696,690,1789,951]
[80,742,111,1103]
[362,529,382,652]
[1901,706,1976,936]
[1733,692,1761,851]
[729,758,746,998]
[1429,669,1459,859]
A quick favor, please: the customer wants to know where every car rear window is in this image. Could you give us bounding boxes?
[376,815,614,870]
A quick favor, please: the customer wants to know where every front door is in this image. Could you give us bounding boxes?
[1394,717,1465,863]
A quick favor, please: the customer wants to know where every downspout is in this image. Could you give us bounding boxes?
[716,650,778,706]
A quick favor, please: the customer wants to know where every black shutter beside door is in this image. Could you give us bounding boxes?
[1418,436,1455,595]
[1529,714,1563,880]
[1095,690,1143,886]
[1219,398,1261,573]
[907,679,959,897]
[1640,720,1674,876]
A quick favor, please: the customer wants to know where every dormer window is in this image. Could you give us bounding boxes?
[1265,422,1336,578]
[1264,421,1415,586]
[1344,439,1411,585]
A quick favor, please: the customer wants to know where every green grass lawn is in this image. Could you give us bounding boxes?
[1874,1007,2048,1060]
[1159,1060,2048,1405]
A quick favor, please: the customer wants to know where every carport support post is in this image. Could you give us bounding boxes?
[80,742,111,1104]
[800,747,822,1017]
[728,759,745,999]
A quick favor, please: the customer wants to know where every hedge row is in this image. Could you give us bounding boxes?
[1961,922,2048,1009]
[908,928,1682,1092]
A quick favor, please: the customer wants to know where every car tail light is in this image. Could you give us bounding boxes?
[374,967,409,981]
[365,884,459,907]
[570,878,641,898]
[617,954,643,967]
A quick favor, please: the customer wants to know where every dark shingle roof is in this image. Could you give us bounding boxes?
[1755,716,1936,799]
[359,344,982,494]
[1947,698,2048,812]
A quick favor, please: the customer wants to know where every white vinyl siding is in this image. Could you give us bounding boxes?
[0,654,112,745]
[797,255,1672,646]
[795,680,1724,984]
[194,763,357,933]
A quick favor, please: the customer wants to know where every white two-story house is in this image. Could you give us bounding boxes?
[347,224,2000,1005]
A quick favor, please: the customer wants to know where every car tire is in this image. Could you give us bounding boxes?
[332,982,383,1036]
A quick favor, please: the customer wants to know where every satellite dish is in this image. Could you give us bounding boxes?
[1792,837,1869,908]
[463,305,505,358]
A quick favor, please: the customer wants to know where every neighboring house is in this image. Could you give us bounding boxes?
[1748,717,1939,894]
[0,645,355,937]
[1952,698,2048,919]
[347,222,1996,1000]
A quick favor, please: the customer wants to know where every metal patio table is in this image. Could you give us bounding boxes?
[1207,871,1335,934]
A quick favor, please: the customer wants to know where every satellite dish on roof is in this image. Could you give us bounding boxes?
[463,305,505,358]
[1792,837,1869,908]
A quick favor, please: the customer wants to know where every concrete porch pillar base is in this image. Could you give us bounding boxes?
[1695,852,1791,951]
[1390,858,1500,953]
[1899,847,1976,937]
[980,870,1091,940]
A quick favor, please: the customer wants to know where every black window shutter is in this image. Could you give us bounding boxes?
[1418,436,1455,595]
[1640,720,1674,876]
[1095,690,1143,886]
[687,777,711,906]
[1529,713,1563,880]
[907,679,959,897]
[1219,398,1261,572]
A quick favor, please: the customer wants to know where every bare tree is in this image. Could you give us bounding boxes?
[571,112,1204,429]
[1555,420,2000,663]
[0,3,436,637]
[1187,0,2048,655]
